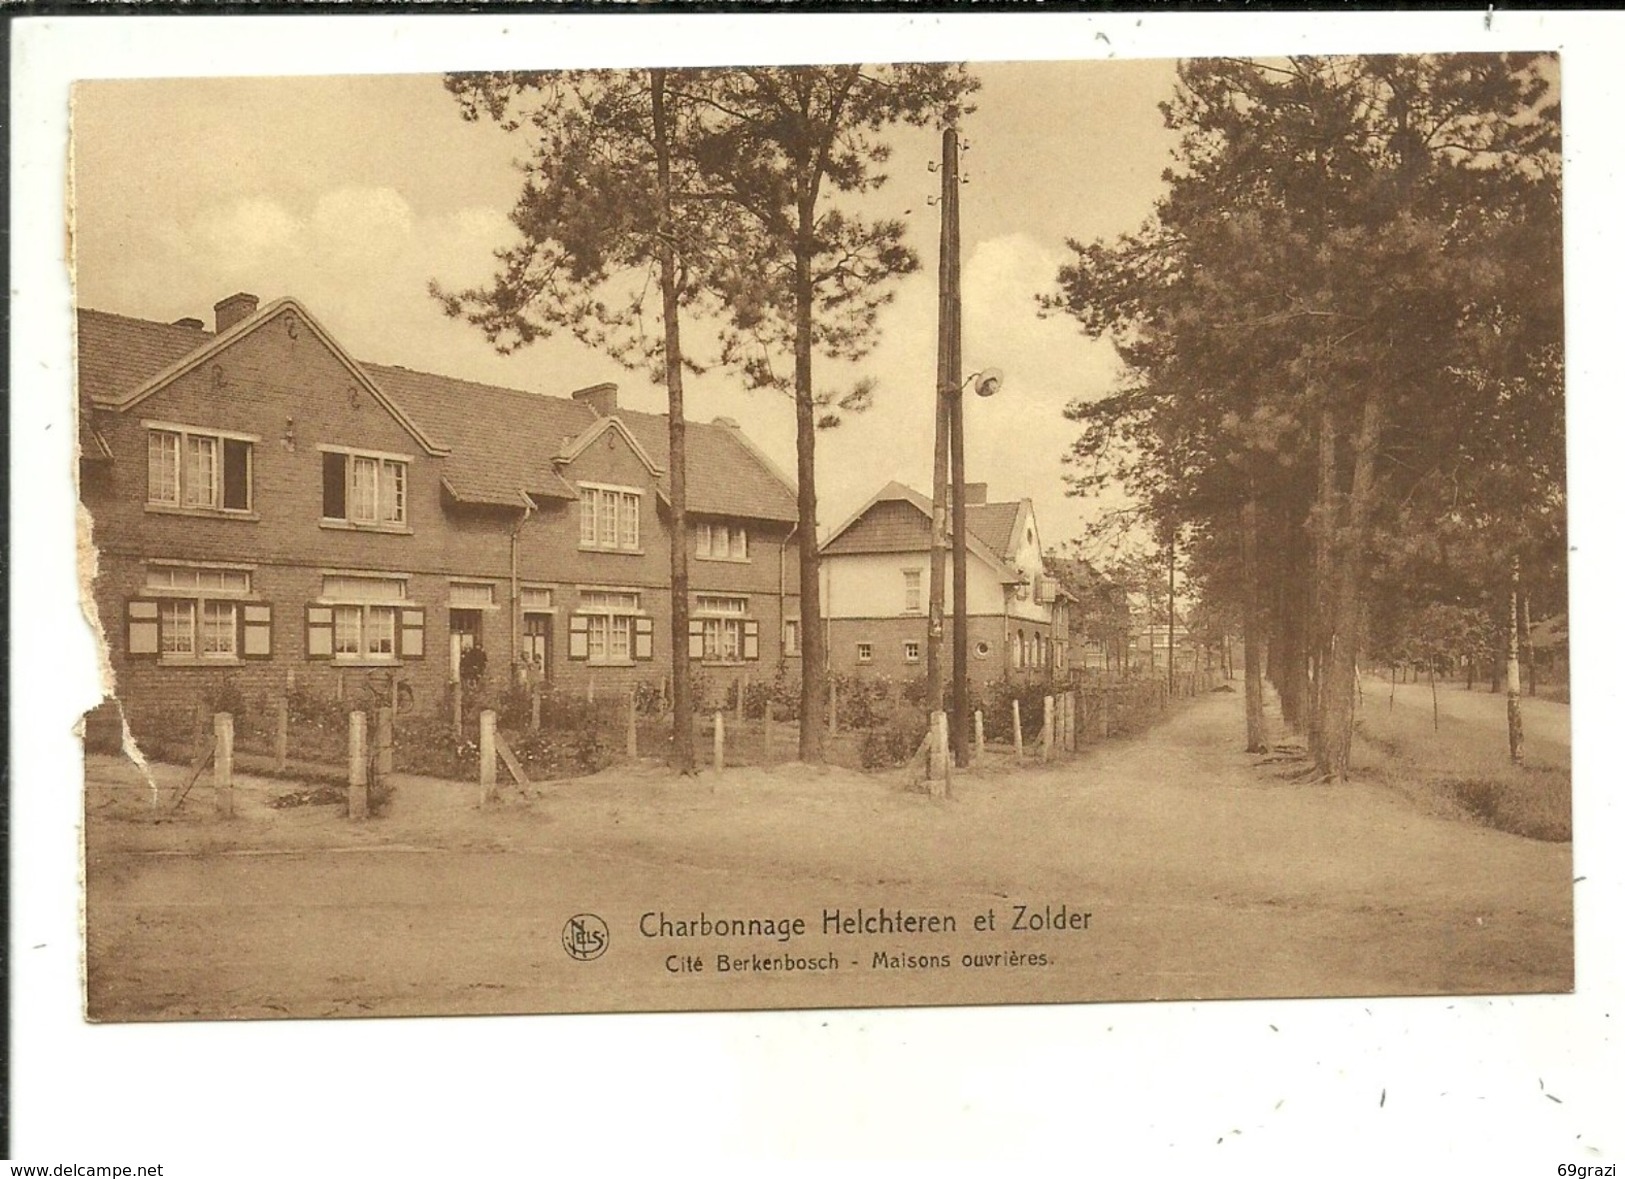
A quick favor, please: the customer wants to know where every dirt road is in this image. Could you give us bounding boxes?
[84,690,1572,1021]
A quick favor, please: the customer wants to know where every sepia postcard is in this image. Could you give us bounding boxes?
[70,52,1572,1029]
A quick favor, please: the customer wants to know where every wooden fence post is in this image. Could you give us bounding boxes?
[735,675,745,726]
[478,709,497,807]
[274,693,289,774]
[587,675,596,704]
[213,712,234,819]
[1042,695,1055,763]
[451,681,463,739]
[927,710,950,797]
[763,709,774,763]
[1065,692,1076,752]
[713,711,725,773]
[827,682,838,736]
[626,690,638,759]
[1099,688,1110,739]
[376,706,394,776]
[348,711,368,821]
[530,680,542,732]
[974,709,985,761]
[1012,699,1024,759]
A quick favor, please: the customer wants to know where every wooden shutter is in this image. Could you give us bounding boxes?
[688,618,705,660]
[567,614,590,661]
[306,605,334,659]
[634,616,654,661]
[743,618,760,661]
[241,603,273,659]
[400,608,425,659]
[126,599,160,658]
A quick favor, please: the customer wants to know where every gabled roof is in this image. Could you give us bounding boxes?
[819,480,1022,580]
[369,364,798,522]
[76,310,214,406]
[555,415,666,476]
[81,298,448,457]
[76,302,800,524]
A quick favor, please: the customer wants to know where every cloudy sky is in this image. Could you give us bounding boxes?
[71,61,1181,549]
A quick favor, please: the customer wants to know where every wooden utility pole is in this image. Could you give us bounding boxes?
[925,126,959,720]
[945,130,969,769]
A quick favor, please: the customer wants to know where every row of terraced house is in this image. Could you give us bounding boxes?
[80,292,1073,734]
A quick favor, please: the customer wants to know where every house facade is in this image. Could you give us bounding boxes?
[80,293,800,732]
[818,481,1071,681]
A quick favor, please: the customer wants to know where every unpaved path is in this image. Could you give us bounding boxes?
[84,690,1572,1021]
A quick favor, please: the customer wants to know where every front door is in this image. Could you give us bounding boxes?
[521,612,551,682]
[450,608,482,681]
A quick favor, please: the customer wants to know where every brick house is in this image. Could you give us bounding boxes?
[79,293,800,732]
[818,480,1071,680]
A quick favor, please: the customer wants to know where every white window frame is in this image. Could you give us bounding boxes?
[902,568,923,614]
[783,618,801,657]
[578,483,642,552]
[856,642,873,664]
[903,640,921,664]
[696,521,749,562]
[320,446,410,528]
[145,421,256,514]
[576,588,644,666]
[144,562,252,663]
[319,572,411,664]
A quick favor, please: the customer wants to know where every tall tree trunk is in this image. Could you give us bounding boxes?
[1312,389,1385,782]
[651,70,695,775]
[1507,561,1525,765]
[793,203,826,763]
[1241,495,1267,752]
[1519,586,1536,698]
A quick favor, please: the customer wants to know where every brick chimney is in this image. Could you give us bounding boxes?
[572,382,618,417]
[213,292,260,334]
[963,482,988,505]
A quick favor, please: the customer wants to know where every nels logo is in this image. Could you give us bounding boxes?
[562,913,609,961]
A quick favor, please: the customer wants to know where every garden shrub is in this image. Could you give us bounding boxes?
[859,705,929,770]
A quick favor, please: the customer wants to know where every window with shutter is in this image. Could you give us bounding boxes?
[567,615,591,660]
[306,605,335,659]
[634,616,654,661]
[400,608,425,659]
[688,618,705,660]
[241,603,273,659]
[127,599,160,657]
[742,618,760,661]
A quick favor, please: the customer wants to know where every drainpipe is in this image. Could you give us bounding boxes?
[510,495,534,686]
[779,520,798,660]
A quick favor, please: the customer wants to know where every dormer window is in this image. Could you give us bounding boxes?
[696,522,748,561]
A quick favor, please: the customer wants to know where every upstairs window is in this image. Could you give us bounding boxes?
[579,485,641,552]
[322,449,407,527]
[696,522,748,561]
[902,569,923,614]
[146,424,252,512]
